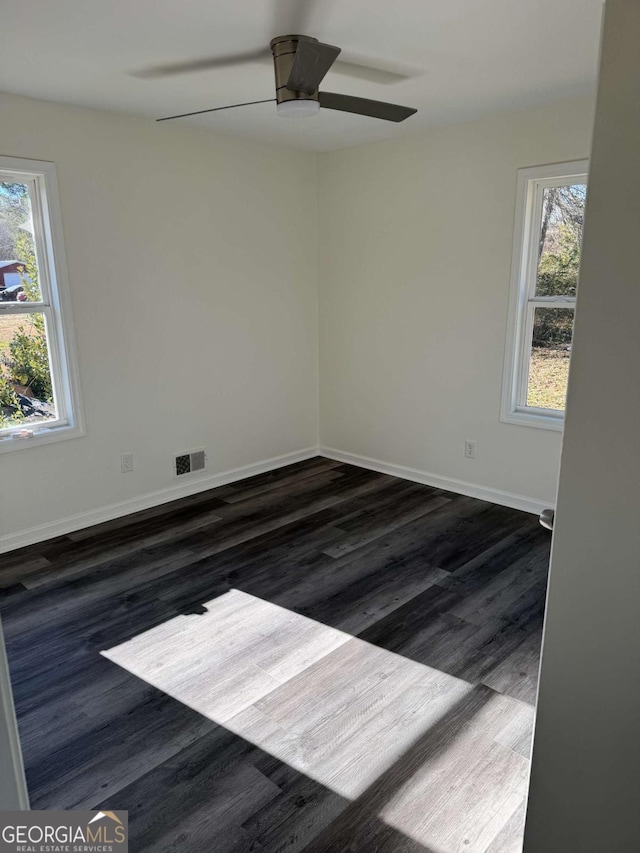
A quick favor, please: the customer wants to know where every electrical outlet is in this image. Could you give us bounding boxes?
[121,452,134,473]
[464,440,477,460]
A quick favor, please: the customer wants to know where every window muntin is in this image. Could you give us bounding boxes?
[0,158,82,449]
[502,161,588,430]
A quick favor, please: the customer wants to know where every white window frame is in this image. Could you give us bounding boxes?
[501,159,588,431]
[0,156,84,452]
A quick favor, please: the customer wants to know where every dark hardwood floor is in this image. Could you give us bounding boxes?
[0,457,550,852]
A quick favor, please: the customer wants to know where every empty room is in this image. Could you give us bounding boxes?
[1,1,639,852]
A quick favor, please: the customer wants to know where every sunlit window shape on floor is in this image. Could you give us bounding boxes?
[102,589,533,852]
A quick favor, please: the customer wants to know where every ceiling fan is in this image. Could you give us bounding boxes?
[157,35,417,122]
[138,0,418,124]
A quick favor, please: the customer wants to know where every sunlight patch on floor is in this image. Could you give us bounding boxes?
[102,589,532,851]
[102,590,470,793]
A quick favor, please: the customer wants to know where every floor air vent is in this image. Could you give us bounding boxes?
[175,449,206,476]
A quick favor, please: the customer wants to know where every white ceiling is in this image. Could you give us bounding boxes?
[1,0,603,152]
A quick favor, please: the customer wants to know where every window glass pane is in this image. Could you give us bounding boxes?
[526,307,574,411]
[0,181,43,302]
[536,183,586,298]
[0,312,57,429]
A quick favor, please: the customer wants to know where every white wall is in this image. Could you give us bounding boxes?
[317,96,595,508]
[524,2,640,849]
[0,93,319,549]
[0,91,597,550]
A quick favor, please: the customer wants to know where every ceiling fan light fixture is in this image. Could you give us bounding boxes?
[276,99,320,118]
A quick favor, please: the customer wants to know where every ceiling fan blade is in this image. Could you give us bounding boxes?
[319,92,417,122]
[287,39,341,95]
[133,48,270,79]
[157,99,275,122]
[331,58,418,85]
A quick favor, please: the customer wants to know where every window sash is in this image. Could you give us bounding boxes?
[0,301,49,315]
[0,307,68,433]
[515,302,575,414]
[523,177,585,304]
[501,160,588,431]
[0,161,76,439]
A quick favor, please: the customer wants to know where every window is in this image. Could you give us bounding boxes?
[0,156,83,451]
[501,160,588,430]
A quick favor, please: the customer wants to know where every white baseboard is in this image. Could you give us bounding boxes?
[1,444,547,556]
[0,447,318,555]
[319,446,548,516]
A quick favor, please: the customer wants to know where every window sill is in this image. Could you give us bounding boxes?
[0,423,86,454]
[500,409,564,432]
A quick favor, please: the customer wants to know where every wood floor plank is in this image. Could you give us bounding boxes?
[300,685,528,853]
[27,685,218,810]
[482,626,545,704]
[93,726,272,852]
[323,488,451,558]
[447,543,549,627]
[485,799,527,853]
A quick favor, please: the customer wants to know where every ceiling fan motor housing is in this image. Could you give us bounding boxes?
[270,35,320,105]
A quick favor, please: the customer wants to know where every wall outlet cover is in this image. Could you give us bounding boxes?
[464,440,477,460]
